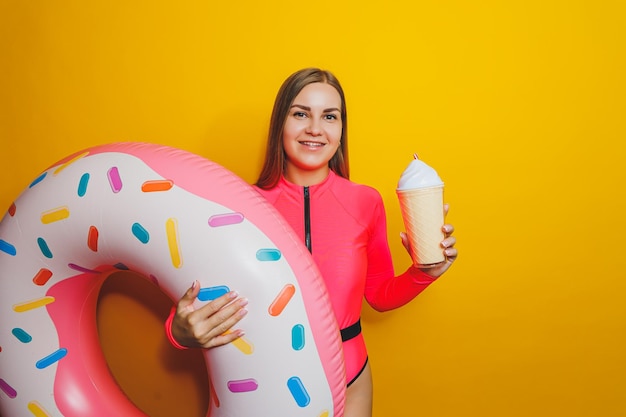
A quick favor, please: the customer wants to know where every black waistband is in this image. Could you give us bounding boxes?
[340,319,362,342]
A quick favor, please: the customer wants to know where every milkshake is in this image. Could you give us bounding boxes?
[396,154,445,267]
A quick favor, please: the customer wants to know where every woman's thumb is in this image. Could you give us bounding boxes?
[178,280,200,309]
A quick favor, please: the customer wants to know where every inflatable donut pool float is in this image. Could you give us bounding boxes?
[0,142,345,417]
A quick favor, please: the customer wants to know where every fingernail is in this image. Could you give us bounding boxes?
[238,298,249,307]
[238,308,248,317]
[229,291,238,299]
[191,280,197,290]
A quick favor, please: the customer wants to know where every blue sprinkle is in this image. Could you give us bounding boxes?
[36,348,68,369]
[77,173,90,197]
[292,324,305,351]
[29,172,47,188]
[113,263,129,270]
[12,328,32,343]
[287,376,310,407]
[256,248,281,262]
[198,286,230,301]
[0,239,16,256]
[131,223,150,244]
[37,238,52,258]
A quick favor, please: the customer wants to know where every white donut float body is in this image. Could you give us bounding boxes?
[0,143,345,417]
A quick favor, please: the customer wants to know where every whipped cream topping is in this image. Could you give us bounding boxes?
[397,154,444,190]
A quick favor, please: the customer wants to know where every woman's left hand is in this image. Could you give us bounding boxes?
[400,203,457,278]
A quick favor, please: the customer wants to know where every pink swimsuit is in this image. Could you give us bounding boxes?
[256,171,437,385]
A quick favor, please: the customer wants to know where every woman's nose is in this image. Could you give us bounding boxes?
[306,118,322,136]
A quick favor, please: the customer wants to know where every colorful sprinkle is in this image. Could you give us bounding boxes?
[68,263,100,274]
[53,151,89,175]
[33,268,53,286]
[227,378,258,393]
[141,179,174,192]
[12,328,32,343]
[256,248,281,261]
[107,166,123,193]
[36,348,68,369]
[77,173,90,197]
[292,324,305,350]
[319,411,330,417]
[27,401,51,417]
[287,376,310,407]
[114,263,130,270]
[197,285,230,301]
[166,218,182,268]
[37,238,53,258]
[208,213,244,227]
[0,378,17,399]
[131,223,150,244]
[13,296,55,312]
[223,330,254,355]
[29,172,47,188]
[41,207,70,224]
[0,239,16,256]
[8,202,16,216]
[87,226,99,252]
[268,284,295,316]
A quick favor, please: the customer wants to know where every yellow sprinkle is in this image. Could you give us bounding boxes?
[53,151,89,175]
[28,401,51,417]
[223,330,254,355]
[166,218,182,268]
[13,296,55,312]
[319,412,330,417]
[41,206,70,224]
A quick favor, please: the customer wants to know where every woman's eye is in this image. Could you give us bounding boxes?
[293,111,307,118]
[324,113,338,121]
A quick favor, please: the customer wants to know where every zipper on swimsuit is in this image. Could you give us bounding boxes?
[304,186,311,253]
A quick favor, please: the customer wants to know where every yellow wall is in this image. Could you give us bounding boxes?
[1,1,625,416]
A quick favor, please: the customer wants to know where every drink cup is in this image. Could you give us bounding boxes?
[396,184,445,267]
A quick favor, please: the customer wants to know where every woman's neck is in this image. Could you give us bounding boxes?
[284,165,330,187]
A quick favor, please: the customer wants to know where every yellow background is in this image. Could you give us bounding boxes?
[1,1,625,416]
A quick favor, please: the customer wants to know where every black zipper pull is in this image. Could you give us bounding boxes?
[304,186,311,253]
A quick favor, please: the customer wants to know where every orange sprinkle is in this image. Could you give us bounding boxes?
[8,202,16,217]
[141,179,174,192]
[88,226,99,252]
[268,284,296,316]
[33,268,53,286]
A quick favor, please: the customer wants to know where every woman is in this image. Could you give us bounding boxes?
[167,68,458,416]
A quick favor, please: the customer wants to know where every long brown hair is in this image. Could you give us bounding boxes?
[255,68,349,189]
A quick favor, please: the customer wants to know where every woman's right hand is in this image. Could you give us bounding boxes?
[170,280,249,349]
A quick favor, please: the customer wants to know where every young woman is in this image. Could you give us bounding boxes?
[167,68,458,416]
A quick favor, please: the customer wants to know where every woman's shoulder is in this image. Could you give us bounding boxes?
[332,174,383,205]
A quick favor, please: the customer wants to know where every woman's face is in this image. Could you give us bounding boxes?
[282,82,343,184]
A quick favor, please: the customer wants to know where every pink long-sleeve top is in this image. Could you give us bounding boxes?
[255,170,437,385]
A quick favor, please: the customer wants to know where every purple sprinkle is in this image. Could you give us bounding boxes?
[107,167,123,193]
[227,378,258,393]
[208,213,244,227]
[0,378,17,399]
[68,263,101,274]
